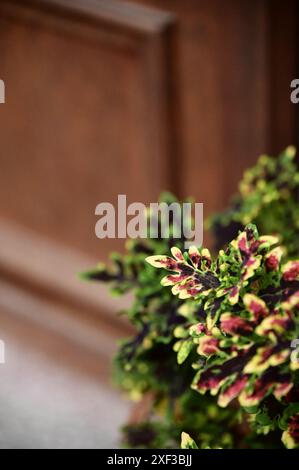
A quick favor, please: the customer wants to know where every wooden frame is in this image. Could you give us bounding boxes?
[0,0,180,376]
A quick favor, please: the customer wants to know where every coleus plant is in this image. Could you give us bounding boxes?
[82,193,241,449]
[208,146,299,257]
[146,224,299,448]
[83,149,299,448]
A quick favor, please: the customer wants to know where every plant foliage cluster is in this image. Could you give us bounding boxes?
[83,147,299,448]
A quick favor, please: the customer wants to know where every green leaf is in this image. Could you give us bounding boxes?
[177,340,193,365]
[181,432,198,449]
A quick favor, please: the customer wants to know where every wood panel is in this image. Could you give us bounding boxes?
[128,0,298,213]
[0,0,178,259]
[0,220,133,331]
[0,0,298,382]
[0,219,135,380]
[267,0,298,154]
[0,0,180,379]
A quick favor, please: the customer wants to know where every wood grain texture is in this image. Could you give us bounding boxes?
[267,0,298,153]
[0,0,178,259]
[0,0,298,371]
[128,0,298,213]
[0,219,134,332]
[0,219,135,381]
[5,0,175,34]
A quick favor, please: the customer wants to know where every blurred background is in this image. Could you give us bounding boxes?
[0,0,298,448]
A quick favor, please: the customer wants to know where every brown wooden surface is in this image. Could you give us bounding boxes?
[0,0,298,382]
[267,0,298,153]
[0,0,297,255]
[128,0,298,211]
[0,219,135,378]
[0,220,134,332]
[0,0,178,259]
[0,0,180,382]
